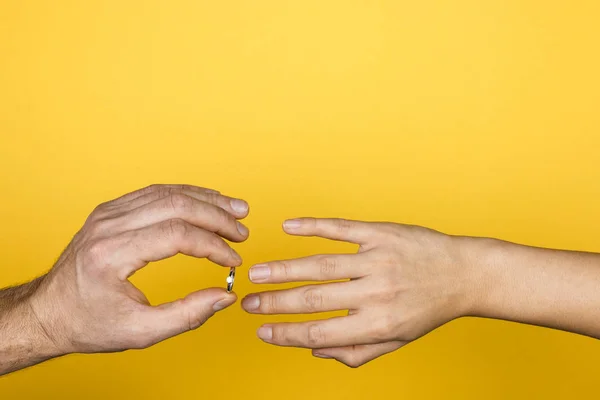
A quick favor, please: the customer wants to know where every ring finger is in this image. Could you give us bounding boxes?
[242,281,361,315]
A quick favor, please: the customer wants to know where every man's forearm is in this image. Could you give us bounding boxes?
[466,237,600,339]
[0,276,63,376]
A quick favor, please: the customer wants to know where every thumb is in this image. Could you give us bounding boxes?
[141,288,237,345]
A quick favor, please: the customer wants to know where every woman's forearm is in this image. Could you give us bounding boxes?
[466,237,600,338]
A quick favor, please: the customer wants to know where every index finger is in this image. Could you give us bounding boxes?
[282,218,381,245]
[248,254,369,284]
[98,219,242,280]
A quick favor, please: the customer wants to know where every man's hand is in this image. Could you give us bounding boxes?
[242,218,480,368]
[0,184,250,375]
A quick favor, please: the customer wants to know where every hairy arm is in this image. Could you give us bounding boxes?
[0,277,61,375]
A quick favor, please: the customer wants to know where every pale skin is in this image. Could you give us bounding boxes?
[0,184,250,376]
[242,218,600,368]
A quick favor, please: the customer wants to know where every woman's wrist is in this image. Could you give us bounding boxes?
[450,235,515,320]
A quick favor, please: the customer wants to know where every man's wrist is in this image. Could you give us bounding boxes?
[27,275,72,359]
[0,278,66,375]
[14,300,64,358]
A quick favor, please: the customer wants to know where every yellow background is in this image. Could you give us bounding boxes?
[1,1,599,398]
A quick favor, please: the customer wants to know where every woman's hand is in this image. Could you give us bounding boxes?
[242,218,478,368]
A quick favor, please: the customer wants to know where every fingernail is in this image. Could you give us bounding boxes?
[237,221,249,236]
[242,295,260,311]
[231,199,248,214]
[249,264,271,282]
[283,219,302,230]
[213,297,235,311]
[313,353,332,359]
[257,325,273,341]
[230,248,242,262]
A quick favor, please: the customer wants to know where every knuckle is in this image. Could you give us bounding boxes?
[206,234,226,251]
[373,276,399,303]
[204,192,222,205]
[141,184,163,198]
[316,255,338,277]
[187,314,208,330]
[87,240,107,259]
[81,239,110,267]
[335,218,353,232]
[216,207,234,226]
[182,302,209,331]
[87,219,112,237]
[92,202,109,215]
[168,193,194,213]
[274,260,293,280]
[371,314,397,341]
[260,293,278,314]
[370,223,396,244]
[304,218,317,229]
[87,205,110,224]
[379,248,399,266]
[163,218,189,240]
[270,325,287,344]
[303,287,324,312]
[377,221,398,233]
[376,288,398,304]
[157,186,175,199]
[146,184,164,193]
[307,323,325,347]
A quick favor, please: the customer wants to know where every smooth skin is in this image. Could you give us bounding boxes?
[0,184,249,376]
[243,218,600,368]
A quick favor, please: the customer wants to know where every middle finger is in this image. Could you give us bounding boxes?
[242,281,360,314]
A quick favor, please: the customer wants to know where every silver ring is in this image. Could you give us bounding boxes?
[226,267,235,293]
